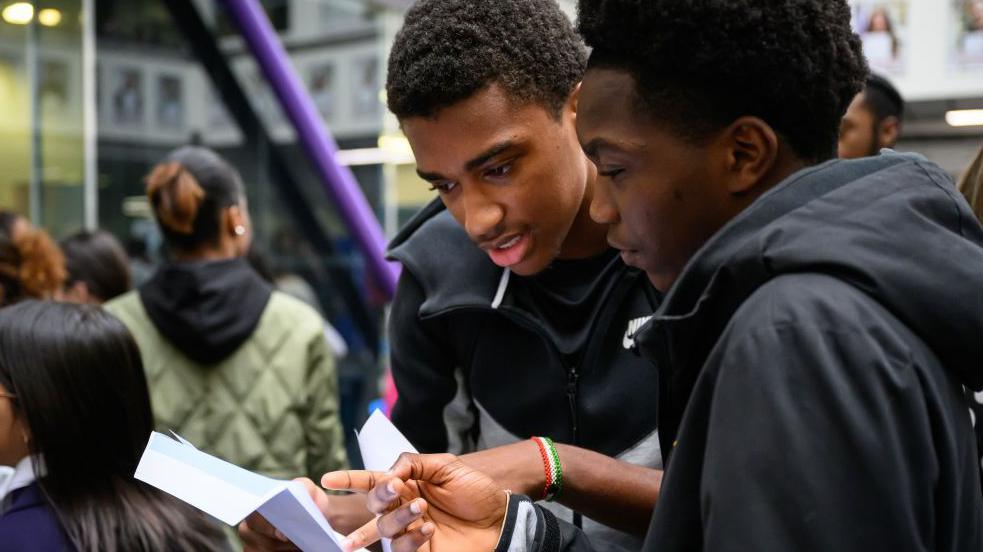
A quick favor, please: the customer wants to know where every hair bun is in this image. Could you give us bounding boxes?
[145,162,205,235]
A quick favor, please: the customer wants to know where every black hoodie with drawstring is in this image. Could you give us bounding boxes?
[387,199,662,551]
[494,152,983,552]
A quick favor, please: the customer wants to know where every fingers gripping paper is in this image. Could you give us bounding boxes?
[134,432,363,552]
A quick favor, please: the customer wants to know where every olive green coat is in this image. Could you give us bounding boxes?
[106,290,348,481]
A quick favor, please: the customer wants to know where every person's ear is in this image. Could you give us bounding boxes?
[227,205,247,237]
[565,82,582,123]
[227,204,251,256]
[722,117,779,196]
[877,115,900,150]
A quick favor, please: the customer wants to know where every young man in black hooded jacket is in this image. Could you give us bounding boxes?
[325,1,983,551]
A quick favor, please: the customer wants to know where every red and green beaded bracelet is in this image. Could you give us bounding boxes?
[532,436,563,501]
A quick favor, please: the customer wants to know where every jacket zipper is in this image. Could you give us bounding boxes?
[566,364,579,444]
[565,363,583,529]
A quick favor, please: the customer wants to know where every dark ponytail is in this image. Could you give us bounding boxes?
[145,146,245,252]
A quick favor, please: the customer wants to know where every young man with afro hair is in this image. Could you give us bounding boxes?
[241,1,664,550]
[323,0,983,551]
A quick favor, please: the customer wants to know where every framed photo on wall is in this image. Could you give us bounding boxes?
[951,0,983,71]
[308,62,337,121]
[110,66,144,127]
[850,1,910,75]
[351,56,380,118]
[156,73,184,130]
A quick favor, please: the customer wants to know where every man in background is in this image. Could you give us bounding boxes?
[839,73,905,159]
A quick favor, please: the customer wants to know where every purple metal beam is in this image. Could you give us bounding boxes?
[218,0,400,299]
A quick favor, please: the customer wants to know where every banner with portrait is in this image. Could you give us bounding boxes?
[951,0,983,71]
[850,1,910,76]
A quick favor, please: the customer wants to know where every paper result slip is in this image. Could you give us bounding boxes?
[134,410,417,552]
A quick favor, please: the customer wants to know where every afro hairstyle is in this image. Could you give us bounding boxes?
[386,0,587,120]
[577,0,869,162]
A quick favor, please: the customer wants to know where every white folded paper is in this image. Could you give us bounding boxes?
[134,410,418,552]
[134,431,357,552]
[357,409,419,472]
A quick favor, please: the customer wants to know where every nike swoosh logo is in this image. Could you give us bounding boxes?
[623,315,654,349]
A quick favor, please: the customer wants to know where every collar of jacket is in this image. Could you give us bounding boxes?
[387,199,523,318]
[632,152,953,455]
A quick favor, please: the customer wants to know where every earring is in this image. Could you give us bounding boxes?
[234,225,246,236]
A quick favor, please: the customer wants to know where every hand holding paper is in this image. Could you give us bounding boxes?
[135,410,418,552]
[134,432,360,552]
[322,451,509,552]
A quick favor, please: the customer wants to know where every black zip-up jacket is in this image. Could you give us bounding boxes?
[494,152,983,551]
[388,199,662,551]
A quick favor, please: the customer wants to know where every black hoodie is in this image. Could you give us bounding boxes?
[495,152,983,551]
[388,199,662,550]
[139,257,273,364]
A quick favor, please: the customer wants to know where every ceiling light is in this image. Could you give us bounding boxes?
[945,109,983,127]
[2,3,34,25]
[38,8,60,26]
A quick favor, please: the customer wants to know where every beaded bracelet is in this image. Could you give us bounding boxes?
[531,436,563,501]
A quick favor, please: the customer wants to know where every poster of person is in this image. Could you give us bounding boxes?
[850,1,909,75]
[156,74,184,129]
[39,59,69,114]
[111,67,144,126]
[352,56,380,117]
[951,0,983,70]
[308,62,336,121]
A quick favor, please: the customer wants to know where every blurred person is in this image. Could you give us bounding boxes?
[0,213,66,306]
[60,230,132,304]
[862,6,899,65]
[838,73,904,159]
[105,146,347,486]
[241,1,663,550]
[0,300,228,551]
[327,0,983,551]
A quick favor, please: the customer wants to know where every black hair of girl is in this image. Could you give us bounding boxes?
[145,146,245,253]
[60,230,132,302]
[0,301,226,551]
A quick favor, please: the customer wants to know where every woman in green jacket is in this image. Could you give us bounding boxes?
[106,146,347,483]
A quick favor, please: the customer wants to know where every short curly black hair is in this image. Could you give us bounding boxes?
[578,0,869,161]
[386,0,587,120]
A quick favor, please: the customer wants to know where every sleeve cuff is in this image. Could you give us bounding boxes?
[494,495,560,552]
